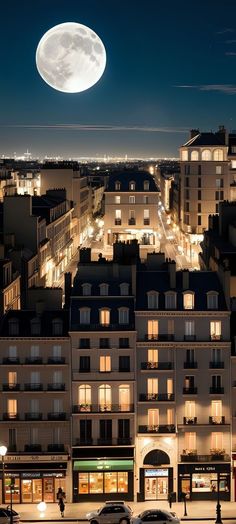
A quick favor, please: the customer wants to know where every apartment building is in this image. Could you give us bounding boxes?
[0,303,71,504]
[104,171,160,256]
[0,258,21,315]
[69,245,136,502]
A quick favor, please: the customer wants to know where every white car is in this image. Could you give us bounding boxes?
[86,502,132,524]
[0,508,20,524]
[131,509,180,524]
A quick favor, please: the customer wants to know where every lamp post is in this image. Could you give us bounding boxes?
[0,445,7,504]
[215,475,222,524]
[182,492,187,517]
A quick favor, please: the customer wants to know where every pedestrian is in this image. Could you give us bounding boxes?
[168,492,173,508]
[57,487,65,518]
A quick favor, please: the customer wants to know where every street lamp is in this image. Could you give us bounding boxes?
[0,445,7,504]
[215,475,222,524]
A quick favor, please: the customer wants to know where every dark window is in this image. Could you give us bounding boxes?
[79,338,90,349]
[185,202,189,212]
[9,428,16,447]
[216,203,219,213]
[118,419,130,439]
[185,375,195,388]
[198,190,201,200]
[185,165,190,175]
[185,177,189,187]
[186,349,195,363]
[212,375,221,388]
[185,189,189,200]
[100,420,112,440]
[198,177,201,188]
[99,338,110,349]
[79,356,90,372]
[198,215,201,225]
[215,191,219,200]
[198,203,201,213]
[80,420,92,443]
[184,214,190,225]
[119,356,130,372]
[119,337,129,348]
[198,165,201,175]
[220,191,224,200]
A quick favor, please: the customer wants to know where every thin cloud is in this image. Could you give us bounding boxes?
[216,28,234,34]
[175,84,236,94]
[2,124,188,133]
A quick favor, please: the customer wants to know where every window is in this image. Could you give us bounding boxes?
[144,209,150,222]
[52,318,63,336]
[213,149,223,161]
[181,150,188,161]
[99,337,110,348]
[216,203,219,213]
[186,348,195,364]
[215,190,224,200]
[8,318,19,336]
[148,349,158,367]
[118,419,130,440]
[232,160,236,169]
[30,345,39,358]
[198,203,201,213]
[207,293,218,309]
[119,356,130,372]
[115,209,121,224]
[198,165,201,175]
[165,292,176,309]
[216,178,223,188]
[100,356,111,372]
[79,338,90,349]
[99,283,109,295]
[185,165,190,175]
[185,189,189,200]
[120,283,129,296]
[185,320,195,338]
[202,149,211,161]
[129,209,135,223]
[168,319,174,336]
[198,190,201,200]
[211,400,222,423]
[210,321,221,340]
[216,166,222,175]
[7,399,17,418]
[129,195,135,203]
[167,378,173,397]
[118,308,129,324]
[185,401,196,418]
[148,409,159,428]
[99,384,111,411]
[211,432,223,451]
[30,398,39,414]
[9,428,17,449]
[198,215,201,226]
[212,348,221,364]
[191,150,199,161]
[80,420,92,444]
[119,337,129,348]
[167,409,174,425]
[80,356,90,372]
[78,384,91,408]
[185,177,189,187]
[8,371,17,389]
[198,177,201,188]
[79,308,91,325]
[184,214,190,225]
[115,181,121,191]
[115,195,121,203]
[129,181,135,191]
[147,320,158,340]
[30,427,39,445]
[119,384,130,410]
[30,318,41,335]
[148,378,158,395]
[183,292,194,310]
[9,345,17,359]
[212,375,222,389]
[147,291,159,309]
[143,195,149,204]
[82,283,92,296]
[185,432,196,452]
[185,202,190,212]
[100,420,112,442]
[100,309,110,326]
[144,180,150,190]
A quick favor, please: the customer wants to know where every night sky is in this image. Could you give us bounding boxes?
[1,0,236,158]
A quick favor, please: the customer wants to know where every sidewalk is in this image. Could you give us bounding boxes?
[17,500,236,521]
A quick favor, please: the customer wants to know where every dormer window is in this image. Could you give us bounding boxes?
[8,318,19,336]
[82,283,92,296]
[213,149,223,161]
[129,181,136,191]
[183,292,195,310]
[52,318,63,336]
[181,150,188,161]
[30,318,41,336]
[99,283,109,296]
[191,150,199,161]
[100,308,110,326]
[165,292,176,310]
[144,180,150,190]
[115,181,121,191]
[120,283,129,296]
[79,308,91,325]
[118,307,129,325]
[207,292,218,310]
[147,291,159,309]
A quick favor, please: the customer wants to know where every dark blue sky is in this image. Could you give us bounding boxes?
[1,0,236,158]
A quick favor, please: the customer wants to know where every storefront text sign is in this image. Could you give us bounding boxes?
[4,455,68,462]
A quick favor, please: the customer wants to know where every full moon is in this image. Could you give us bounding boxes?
[36,22,106,93]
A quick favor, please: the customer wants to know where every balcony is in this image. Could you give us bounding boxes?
[47,412,67,420]
[145,334,174,341]
[183,387,198,394]
[2,357,20,364]
[181,451,230,462]
[47,444,65,452]
[25,412,43,421]
[2,383,20,391]
[210,361,225,369]
[7,445,17,452]
[184,362,198,369]
[72,403,134,413]
[97,438,113,445]
[74,437,132,446]
[115,219,121,225]
[76,323,135,331]
[141,362,173,370]
[24,444,42,452]
[24,383,43,391]
[209,387,224,394]
[184,335,196,341]
[143,219,150,225]
[138,424,175,434]
[210,335,222,341]
[47,357,66,364]
[25,357,43,364]
[128,218,136,225]
[209,416,225,424]
[139,393,175,402]
[47,383,65,391]
[183,417,197,424]
[3,413,20,420]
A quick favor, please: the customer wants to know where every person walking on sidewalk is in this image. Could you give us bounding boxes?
[57,487,66,518]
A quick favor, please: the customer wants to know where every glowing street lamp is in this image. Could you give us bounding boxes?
[0,445,7,504]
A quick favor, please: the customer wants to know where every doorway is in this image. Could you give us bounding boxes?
[145,475,168,500]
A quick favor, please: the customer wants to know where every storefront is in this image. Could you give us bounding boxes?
[72,448,134,502]
[178,463,231,501]
[0,455,68,504]
[139,467,173,501]
[232,454,236,501]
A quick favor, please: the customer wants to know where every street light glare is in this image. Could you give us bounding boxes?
[0,445,7,456]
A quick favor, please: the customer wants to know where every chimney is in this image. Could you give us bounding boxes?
[168,260,176,289]
[216,125,228,145]
[182,269,189,290]
[79,247,91,263]
[190,129,200,139]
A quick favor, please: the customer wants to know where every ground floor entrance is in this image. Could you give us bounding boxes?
[0,473,66,504]
[178,463,230,501]
[144,472,169,500]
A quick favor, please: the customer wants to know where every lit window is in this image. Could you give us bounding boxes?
[129,195,135,203]
[147,291,159,309]
[191,150,199,161]
[8,371,17,388]
[167,378,173,397]
[119,384,130,411]
[100,356,111,372]
[211,432,223,451]
[148,409,159,428]
[120,283,129,296]
[7,399,17,418]
[211,400,222,424]
[147,378,158,395]
[202,149,211,161]
[99,283,109,296]
[183,292,194,310]
[144,180,150,190]
[231,160,236,169]
[99,384,111,411]
[115,196,121,203]
[79,308,91,325]
[118,308,129,324]
[185,432,196,452]
[181,150,188,161]
[115,209,121,219]
[207,293,218,309]
[147,320,158,340]
[216,166,222,175]
[210,321,221,340]
[129,181,136,191]
[165,292,176,309]
[185,320,195,337]
[79,384,91,409]
[213,149,223,161]
[100,309,110,326]
[148,349,158,367]
[185,401,196,418]
[115,181,121,191]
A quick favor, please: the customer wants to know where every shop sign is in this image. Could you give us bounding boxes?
[179,463,230,474]
[22,472,41,478]
[4,455,68,462]
[145,469,168,477]
[74,459,133,471]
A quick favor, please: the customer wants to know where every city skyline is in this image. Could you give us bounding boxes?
[1,0,236,157]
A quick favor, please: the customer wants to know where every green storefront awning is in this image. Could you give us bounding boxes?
[74,460,134,471]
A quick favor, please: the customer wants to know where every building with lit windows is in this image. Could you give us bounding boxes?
[0,258,21,315]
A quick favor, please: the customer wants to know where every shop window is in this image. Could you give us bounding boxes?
[82,283,92,296]
[147,291,159,309]
[100,308,110,326]
[78,471,128,495]
[99,283,109,296]
[210,321,221,340]
[192,473,217,493]
[79,308,91,325]
[147,320,158,340]
[79,473,89,494]
[183,292,195,310]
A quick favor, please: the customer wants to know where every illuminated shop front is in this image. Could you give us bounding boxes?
[178,463,230,501]
[139,467,173,501]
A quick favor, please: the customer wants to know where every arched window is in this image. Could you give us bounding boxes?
[120,283,129,296]
[79,308,91,325]
[118,307,129,325]
[119,384,130,411]
[207,292,219,310]
[99,308,110,326]
[202,149,211,161]
[99,384,111,411]
[129,181,136,191]
[183,292,195,310]
[181,150,188,161]
[82,283,92,296]
[191,150,199,161]
[52,318,63,336]
[147,291,159,309]
[99,283,109,296]
[213,149,223,161]
[78,384,91,411]
[115,181,121,191]
[144,180,150,190]
[8,318,19,336]
[30,318,41,336]
[165,292,177,310]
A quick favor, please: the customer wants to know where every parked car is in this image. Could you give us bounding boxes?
[131,509,180,524]
[86,502,133,524]
[0,508,20,524]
